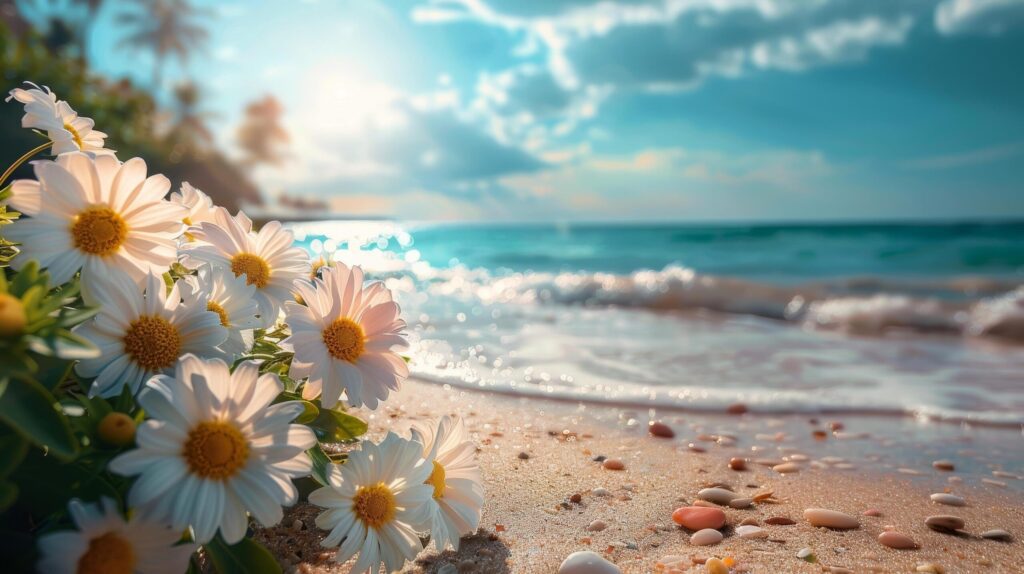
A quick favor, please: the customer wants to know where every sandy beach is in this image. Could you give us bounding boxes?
[257,378,1024,574]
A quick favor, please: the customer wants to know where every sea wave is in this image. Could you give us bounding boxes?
[388,263,1024,343]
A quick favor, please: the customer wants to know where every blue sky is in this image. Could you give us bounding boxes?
[72,0,1024,220]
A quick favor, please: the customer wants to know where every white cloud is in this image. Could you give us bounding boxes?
[751,16,914,72]
[902,141,1024,170]
[935,0,1024,35]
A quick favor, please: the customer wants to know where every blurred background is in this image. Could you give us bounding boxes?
[2,0,1024,425]
[2,0,1023,221]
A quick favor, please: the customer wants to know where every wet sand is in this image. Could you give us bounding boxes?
[257,378,1024,573]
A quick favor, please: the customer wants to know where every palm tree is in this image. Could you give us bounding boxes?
[117,0,209,92]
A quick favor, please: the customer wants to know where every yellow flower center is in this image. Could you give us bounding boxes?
[76,531,135,574]
[71,207,128,256]
[64,122,85,149]
[0,293,28,337]
[310,258,327,279]
[182,216,195,242]
[230,253,271,289]
[321,318,365,362]
[122,315,181,370]
[183,421,250,480]
[427,460,446,499]
[352,483,396,529]
[207,301,230,327]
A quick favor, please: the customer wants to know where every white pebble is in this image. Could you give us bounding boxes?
[592,487,611,497]
[804,508,859,529]
[690,528,724,546]
[736,525,767,539]
[558,551,622,574]
[930,493,966,507]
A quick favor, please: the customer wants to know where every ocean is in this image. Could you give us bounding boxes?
[290,221,1024,426]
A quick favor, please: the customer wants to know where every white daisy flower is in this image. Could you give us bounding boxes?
[5,82,110,154]
[179,214,309,328]
[72,271,227,397]
[281,264,409,410]
[410,416,484,551]
[108,355,317,544]
[180,265,261,358]
[3,152,185,289]
[309,432,434,573]
[36,497,195,574]
[169,182,217,241]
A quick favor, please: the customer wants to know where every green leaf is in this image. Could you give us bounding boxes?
[30,356,74,391]
[10,451,121,519]
[0,377,78,460]
[0,433,29,478]
[293,400,319,424]
[307,443,333,486]
[205,535,282,574]
[309,408,368,443]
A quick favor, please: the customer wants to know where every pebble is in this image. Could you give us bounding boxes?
[592,487,611,497]
[739,517,760,526]
[863,509,882,517]
[518,451,530,460]
[924,515,965,532]
[697,487,738,505]
[603,459,625,471]
[570,493,583,503]
[773,462,801,474]
[929,493,965,507]
[915,564,945,574]
[932,460,955,471]
[690,529,724,546]
[587,520,608,532]
[980,529,1012,541]
[729,457,747,471]
[804,508,859,529]
[764,516,796,526]
[728,497,753,509]
[797,548,817,563]
[672,507,726,530]
[878,531,918,549]
[727,403,748,415]
[736,525,768,539]
[290,519,304,531]
[558,551,622,574]
[648,421,675,438]
[705,558,728,574]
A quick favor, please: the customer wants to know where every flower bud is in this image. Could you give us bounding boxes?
[98,412,136,446]
[0,293,28,337]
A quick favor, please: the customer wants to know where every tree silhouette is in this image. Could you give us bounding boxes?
[117,0,209,92]
[236,95,289,168]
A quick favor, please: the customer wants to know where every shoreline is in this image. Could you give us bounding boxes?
[258,378,1023,573]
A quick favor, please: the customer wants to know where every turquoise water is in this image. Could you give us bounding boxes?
[291,220,1024,425]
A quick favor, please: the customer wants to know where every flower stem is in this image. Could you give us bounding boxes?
[0,141,53,189]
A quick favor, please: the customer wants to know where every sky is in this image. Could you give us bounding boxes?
[76,0,1024,220]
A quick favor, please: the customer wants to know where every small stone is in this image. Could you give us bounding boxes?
[726,403,748,415]
[915,564,945,574]
[736,525,767,539]
[980,529,1012,541]
[291,519,304,531]
[570,493,583,503]
[705,557,729,574]
[697,487,738,505]
[592,455,607,462]
[925,515,965,532]
[764,516,796,526]
[804,508,859,529]
[729,497,753,509]
[558,551,622,574]
[729,457,747,471]
[603,459,625,471]
[878,531,918,549]
[588,520,608,532]
[648,421,675,438]
[690,528,724,546]
[739,517,760,526]
[593,487,611,497]
[773,462,801,474]
[518,451,530,460]
[863,509,882,517]
[457,559,476,573]
[929,493,965,507]
[932,460,955,471]
[797,548,816,563]
[672,507,726,530]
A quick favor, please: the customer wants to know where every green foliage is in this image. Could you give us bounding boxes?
[206,535,282,574]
